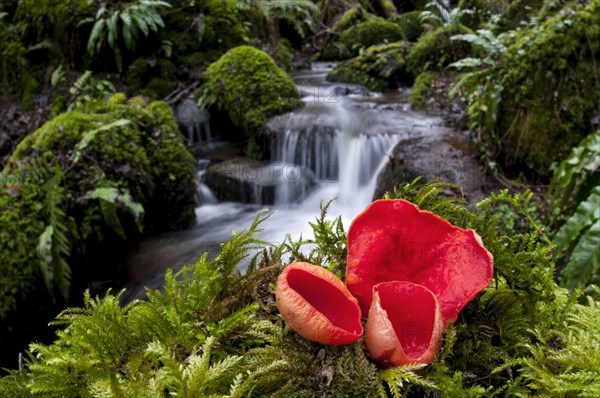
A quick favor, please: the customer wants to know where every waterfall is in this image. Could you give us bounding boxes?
[196,159,218,205]
[270,100,402,214]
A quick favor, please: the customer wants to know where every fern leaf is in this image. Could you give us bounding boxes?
[561,217,600,290]
[555,186,600,256]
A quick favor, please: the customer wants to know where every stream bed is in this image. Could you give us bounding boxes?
[122,63,456,301]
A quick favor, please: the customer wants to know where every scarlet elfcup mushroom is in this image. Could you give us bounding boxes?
[346,199,494,324]
[365,281,444,366]
[276,262,363,345]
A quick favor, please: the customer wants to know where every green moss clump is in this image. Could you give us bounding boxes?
[326,41,413,91]
[202,0,247,50]
[498,0,545,31]
[409,71,440,108]
[50,94,67,116]
[275,38,293,72]
[332,7,373,33]
[340,17,405,56]
[406,26,473,77]
[143,77,173,100]
[327,66,388,92]
[389,11,424,41]
[203,46,302,156]
[1,100,196,325]
[471,0,600,176]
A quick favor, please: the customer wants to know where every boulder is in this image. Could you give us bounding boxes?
[375,131,497,203]
[205,158,316,205]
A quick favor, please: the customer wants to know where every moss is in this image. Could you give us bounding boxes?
[327,67,388,92]
[50,94,67,116]
[127,58,177,96]
[376,0,398,18]
[409,71,445,109]
[106,92,127,106]
[474,0,600,176]
[406,26,474,77]
[276,38,293,72]
[203,46,302,156]
[0,175,47,318]
[326,41,412,91]
[21,74,39,111]
[498,0,545,31]
[332,8,374,33]
[457,0,492,30]
[143,77,174,100]
[318,9,377,60]
[126,58,151,90]
[340,17,405,56]
[389,11,424,41]
[2,100,196,318]
[202,0,246,50]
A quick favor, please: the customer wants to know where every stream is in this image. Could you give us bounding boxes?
[122,63,449,302]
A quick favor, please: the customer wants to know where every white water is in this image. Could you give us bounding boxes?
[125,63,446,289]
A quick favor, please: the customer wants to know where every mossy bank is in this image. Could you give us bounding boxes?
[0,99,197,367]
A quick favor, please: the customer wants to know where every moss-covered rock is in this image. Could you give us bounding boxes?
[389,11,424,41]
[332,8,374,33]
[340,17,405,56]
[406,26,474,77]
[202,46,302,156]
[326,41,412,91]
[498,0,545,31]
[2,99,196,319]
[471,0,600,176]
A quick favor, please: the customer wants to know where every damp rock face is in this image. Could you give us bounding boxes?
[205,158,316,205]
[375,130,497,203]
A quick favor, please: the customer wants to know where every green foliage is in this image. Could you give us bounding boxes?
[409,71,445,109]
[237,0,319,40]
[0,11,33,101]
[548,130,600,290]
[82,0,171,72]
[201,46,302,157]
[503,297,600,397]
[332,7,373,33]
[389,11,424,41]
[340,17,405,56]
[460,0,600,175]
[4,180,597,397]
[67,70,116,111]
[36,165,71,300]
[419,0,474,30]
[326,41,412,91]
[201,0,247,50]
[406,25,474,77]
[0,100,196,353]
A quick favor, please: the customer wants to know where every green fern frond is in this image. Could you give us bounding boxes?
[378,364,438,397]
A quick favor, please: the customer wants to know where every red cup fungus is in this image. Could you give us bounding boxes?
[365,281,444,366]
[275,262,363,345]
[346,199,494,324]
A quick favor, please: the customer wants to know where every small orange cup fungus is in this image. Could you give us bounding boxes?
[365,281,444,366]
[346,199,494,324]
[275,262,363,345]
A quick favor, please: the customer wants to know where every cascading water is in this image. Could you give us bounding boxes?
[124,63,447,295]
[269,99,402,216]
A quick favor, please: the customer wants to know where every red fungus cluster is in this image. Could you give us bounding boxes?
[275,199,494,367]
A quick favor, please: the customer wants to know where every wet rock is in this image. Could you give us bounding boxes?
[375,131,497,203]
[205,158,316,205]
